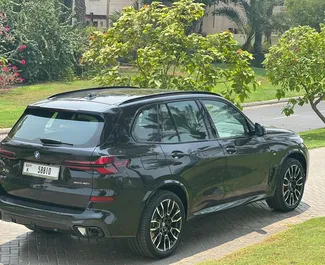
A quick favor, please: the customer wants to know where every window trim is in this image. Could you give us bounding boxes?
[200,98,255,140]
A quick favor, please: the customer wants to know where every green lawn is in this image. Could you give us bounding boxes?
[0,67,301,128]
[300,128,325,149]
[0,80,96,128]
[200,217,325,265]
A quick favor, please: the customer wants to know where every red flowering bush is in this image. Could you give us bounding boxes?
[0,11,26,89]
[0,63,23,89]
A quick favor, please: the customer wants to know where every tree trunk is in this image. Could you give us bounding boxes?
[74,0,86,25]
[253,30,263,55]
[265,30,272,45]
[311,102,325,124]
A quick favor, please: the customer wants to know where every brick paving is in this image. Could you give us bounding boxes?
[0,147,324,265]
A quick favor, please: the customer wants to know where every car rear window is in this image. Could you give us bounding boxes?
[9,108,106,147]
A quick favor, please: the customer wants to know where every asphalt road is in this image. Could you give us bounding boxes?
[244,101,325,133]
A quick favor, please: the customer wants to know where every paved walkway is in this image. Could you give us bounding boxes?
[0,148,324,265]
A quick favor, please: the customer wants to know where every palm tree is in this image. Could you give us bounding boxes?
[74,0,86,25]
[214,0,284,56]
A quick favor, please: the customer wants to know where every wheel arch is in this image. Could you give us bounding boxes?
[144,181,190,220]
[281,149,308,177]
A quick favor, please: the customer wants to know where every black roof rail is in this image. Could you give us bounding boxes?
[47,86,139,99]
[119,90,222,105]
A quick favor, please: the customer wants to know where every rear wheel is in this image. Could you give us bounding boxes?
[266,158,305,212]
[128,190,185,258]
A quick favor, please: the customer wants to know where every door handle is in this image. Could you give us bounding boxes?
[171,151,185,159]
[225,146,237,154]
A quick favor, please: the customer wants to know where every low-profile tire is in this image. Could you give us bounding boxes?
[128,190,185,259]
[25,225,60,235]
[266,158,306,212]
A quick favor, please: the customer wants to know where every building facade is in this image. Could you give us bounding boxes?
[85,0,284,44]
[85,0,133,29]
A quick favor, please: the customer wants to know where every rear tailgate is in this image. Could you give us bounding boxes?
[0,107,119,209]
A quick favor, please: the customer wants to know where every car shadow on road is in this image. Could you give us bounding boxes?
[0,201,310,265]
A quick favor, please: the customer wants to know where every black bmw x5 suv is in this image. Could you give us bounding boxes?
[0,87,308,258]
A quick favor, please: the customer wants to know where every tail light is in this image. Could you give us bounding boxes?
[63,156,129,174]
[0,148,16,160]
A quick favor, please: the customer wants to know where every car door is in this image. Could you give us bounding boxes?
[201,99,271,200]
[158,100,226,214]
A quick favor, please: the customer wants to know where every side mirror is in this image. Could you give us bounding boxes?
[255,123,266,137]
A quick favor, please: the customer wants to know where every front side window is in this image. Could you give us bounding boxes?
[133,105,159,142]
[167,101,208,142]
[202,100,250,138]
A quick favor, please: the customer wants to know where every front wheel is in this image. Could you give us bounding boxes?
[128,190,185,258]
[266,158,305,212]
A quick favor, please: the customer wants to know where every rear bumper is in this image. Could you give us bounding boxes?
[0,195,133,238]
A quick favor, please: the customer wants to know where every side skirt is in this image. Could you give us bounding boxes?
[193,194,269,216]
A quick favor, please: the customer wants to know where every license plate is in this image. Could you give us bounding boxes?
[22,162,60,180]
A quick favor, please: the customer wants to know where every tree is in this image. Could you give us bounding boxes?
[285,0,325,31]
[215,0,285,56]
[83,0,258,106]
[264,26,325,123]
[141,0,228,33]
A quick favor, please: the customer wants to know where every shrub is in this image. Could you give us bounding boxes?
[1,0,88,82]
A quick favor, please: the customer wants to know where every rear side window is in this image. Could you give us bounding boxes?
[167,101,208,142]
[133,105,159,142]
[9,108,105,147]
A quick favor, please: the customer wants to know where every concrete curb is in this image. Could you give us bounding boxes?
[0,128,10,134]
[0,128,10,138]
[242,97,299,108]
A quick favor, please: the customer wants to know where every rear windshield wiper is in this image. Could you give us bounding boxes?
[40,138,74,146]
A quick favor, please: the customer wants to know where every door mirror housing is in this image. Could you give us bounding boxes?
[255,123,266,137]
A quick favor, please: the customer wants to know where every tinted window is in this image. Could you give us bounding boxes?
[133,105,159,142]
[202,100,250,138]
[159,104,179,143]
[10,108,105,147]
[167,101,208,142]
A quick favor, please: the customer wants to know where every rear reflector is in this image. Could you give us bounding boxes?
[90,196,114,202]
[0,148,16,160]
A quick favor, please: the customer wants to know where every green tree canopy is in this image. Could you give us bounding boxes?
[285,0,325,31]
[83,0,258,105]
[264,25,325,123]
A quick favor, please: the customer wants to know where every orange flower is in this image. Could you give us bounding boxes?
[237,48,243,54]
[89,35,95,41]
